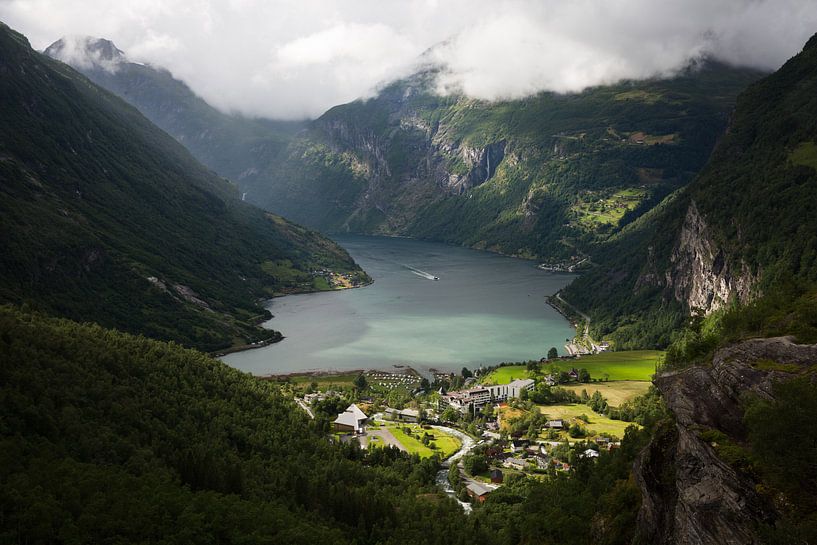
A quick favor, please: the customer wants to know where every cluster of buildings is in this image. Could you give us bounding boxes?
[439,378,534,413]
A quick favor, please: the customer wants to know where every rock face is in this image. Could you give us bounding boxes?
[309,99,509,233]
[635,199,758,317]
[634,337,817,544]
[666,201,757,314]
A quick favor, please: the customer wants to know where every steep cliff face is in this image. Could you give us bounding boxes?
[666,201,756,313]
[635,337,817,544]
[635,199,758,315]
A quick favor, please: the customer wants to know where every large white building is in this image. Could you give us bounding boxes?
[441,378,534,413]
[333,403,368,433]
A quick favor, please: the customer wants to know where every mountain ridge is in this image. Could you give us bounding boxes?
[0,22,366,351]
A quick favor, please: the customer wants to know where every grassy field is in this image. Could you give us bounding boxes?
[575,351,663,380]
[538,404,639,439]
[571,188,646,229]
[790,141,817,170]
[559,381,651,406]
[482,351,663,385]
[280,371,361,389]
[483,366,533,385]
[385,423,461,459]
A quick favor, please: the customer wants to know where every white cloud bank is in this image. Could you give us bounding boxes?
[1,0,816,119]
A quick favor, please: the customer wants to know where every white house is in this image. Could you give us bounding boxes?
[333,403,368,433]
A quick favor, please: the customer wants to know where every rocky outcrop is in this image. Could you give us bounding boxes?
[442,140,506,194]
[634,337,816,544]
[666,200,757,314]
[316,106,507,225]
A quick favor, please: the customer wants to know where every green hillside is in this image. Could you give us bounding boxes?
[0,306,464,544]
[0,23,366,351]
[249,63,762,260]
[562,34,817,349]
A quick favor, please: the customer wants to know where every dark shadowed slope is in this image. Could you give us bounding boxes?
[0,23,365,351]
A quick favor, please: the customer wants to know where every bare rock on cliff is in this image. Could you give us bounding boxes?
[634,336,816,545]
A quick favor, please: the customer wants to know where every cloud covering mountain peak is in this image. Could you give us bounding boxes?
[2,0,816,119]
[44,36,127,73]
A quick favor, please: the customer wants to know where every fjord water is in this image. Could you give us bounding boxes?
[223,236,576,375]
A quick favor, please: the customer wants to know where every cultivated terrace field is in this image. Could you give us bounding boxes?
[559,380,651,406]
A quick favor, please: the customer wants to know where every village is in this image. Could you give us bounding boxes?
[282,349,663,506]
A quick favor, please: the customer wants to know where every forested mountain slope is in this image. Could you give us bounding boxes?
[0,23,365,351]
[0,306,465,544]
[561,33,817,349]
[48,38,763,262]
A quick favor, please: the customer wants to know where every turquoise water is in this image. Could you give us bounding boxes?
[222,236,576,375]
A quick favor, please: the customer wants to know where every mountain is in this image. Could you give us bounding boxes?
[561,33,817,349]
[44,36,305,189]
[0,23,366,352]
[248,64,764,261]
[47,38,764,262]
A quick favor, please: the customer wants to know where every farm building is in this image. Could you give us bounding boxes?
[466,482,492,503]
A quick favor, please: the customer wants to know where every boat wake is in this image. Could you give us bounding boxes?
[404,265,439,281]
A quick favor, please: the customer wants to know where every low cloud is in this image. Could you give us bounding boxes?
[1,0,816,119]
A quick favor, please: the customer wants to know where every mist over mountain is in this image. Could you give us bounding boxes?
[45,36,765,264]
[4,0,817,119]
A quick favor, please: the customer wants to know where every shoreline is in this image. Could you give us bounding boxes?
[260,368,365,382]
[258,364,423,382]
[332,232,582,268]
[212,277,374,358]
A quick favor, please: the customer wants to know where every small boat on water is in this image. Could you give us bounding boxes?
[433,276,440,281]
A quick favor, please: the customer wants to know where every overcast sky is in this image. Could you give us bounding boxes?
[2,0,816,120]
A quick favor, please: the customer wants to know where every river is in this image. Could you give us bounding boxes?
[222,235,576,375]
